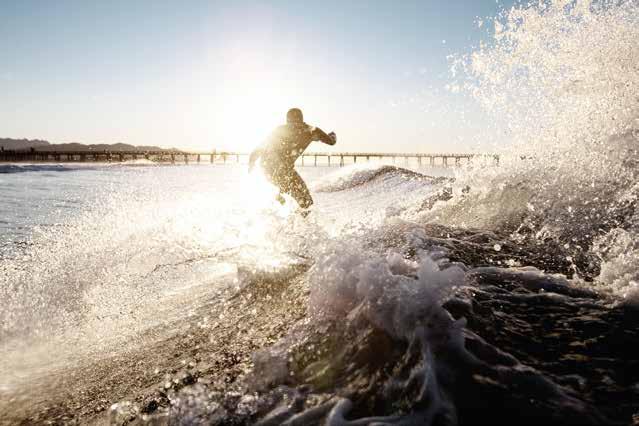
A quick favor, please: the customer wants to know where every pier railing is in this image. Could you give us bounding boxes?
[0,149,499,168]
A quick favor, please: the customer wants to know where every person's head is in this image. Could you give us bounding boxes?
[286,108,304,124]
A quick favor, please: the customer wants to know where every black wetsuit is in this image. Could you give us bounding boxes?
[249,122,335,209]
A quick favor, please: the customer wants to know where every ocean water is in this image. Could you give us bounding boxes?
[0,157,637,424]
[2,0,639,424]
[0,163,443,390]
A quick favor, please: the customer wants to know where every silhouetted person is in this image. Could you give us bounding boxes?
[249,108,336,212]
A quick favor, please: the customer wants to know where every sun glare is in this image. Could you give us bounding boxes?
[218,96,279,152]
[214,55,295,153]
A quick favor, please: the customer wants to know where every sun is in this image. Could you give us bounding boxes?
[218,98,272,152]
[214,74,295,153]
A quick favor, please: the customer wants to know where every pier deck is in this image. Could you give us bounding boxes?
[0,150,499,167]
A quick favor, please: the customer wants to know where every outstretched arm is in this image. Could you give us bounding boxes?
[311,127,337,146]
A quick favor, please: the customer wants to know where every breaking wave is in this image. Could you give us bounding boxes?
[437,0,639,303]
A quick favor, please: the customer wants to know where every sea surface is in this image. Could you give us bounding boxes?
[2,162,440,344]
[0,163,444,390]
[1,157,637,425]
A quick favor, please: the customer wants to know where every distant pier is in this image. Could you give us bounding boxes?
[0,149,499,168]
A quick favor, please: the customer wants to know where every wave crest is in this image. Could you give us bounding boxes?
[314,164,446,193]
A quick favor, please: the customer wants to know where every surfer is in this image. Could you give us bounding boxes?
[248,108,336,213]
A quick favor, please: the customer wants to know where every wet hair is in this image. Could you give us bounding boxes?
[286,108,304,124]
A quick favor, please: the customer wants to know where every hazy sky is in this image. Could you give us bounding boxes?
[0,0,516,152]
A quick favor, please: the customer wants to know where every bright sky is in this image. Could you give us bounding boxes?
[0,0,516,153]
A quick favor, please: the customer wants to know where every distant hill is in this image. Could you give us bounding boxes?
[0,138,50,150]
[0,138,180,152]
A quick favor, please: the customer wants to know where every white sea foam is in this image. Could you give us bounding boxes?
[309,246,465,335]
[593,228,639,303]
